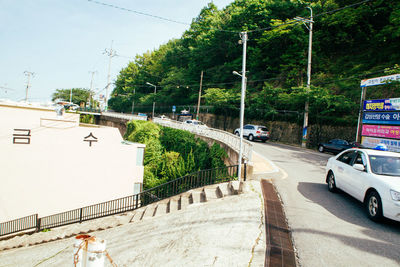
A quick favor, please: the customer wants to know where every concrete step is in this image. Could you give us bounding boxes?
[154,201,168,217]
[180,193,191,210]
[230,181,241,195]
[218,183,233,197]
[129,209,144,223]
[191,190,205,204]
[204,186,222,201]
[142,204,157,219]
[168,197,179,213]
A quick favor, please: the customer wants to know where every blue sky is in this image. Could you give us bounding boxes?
[0,0,233,103]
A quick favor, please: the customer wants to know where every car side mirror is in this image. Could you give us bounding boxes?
[353,164,365,172]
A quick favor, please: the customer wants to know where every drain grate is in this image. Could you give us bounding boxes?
[261,180,296,267]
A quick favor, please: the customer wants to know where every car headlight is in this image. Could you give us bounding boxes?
[390,190,400,201]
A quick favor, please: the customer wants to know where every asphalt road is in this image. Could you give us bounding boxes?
[253,142,400,267]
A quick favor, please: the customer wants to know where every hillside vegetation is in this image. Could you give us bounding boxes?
[109,0,400,126]
[124,120,227,189]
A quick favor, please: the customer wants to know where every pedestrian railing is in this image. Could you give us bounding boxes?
[102,112,147,121]
[0,165,240,237]
[153,118,253,162]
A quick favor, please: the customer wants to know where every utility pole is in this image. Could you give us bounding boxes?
[146,82,157,118]
[103,41,117,111]
[131,88,136,114]
[196,71,204,120]
[89,71,97,108]
[295,7,313,148]
[24,71,34,102]
[238,31,248,183]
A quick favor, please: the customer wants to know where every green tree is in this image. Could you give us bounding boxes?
[52,88,92,106]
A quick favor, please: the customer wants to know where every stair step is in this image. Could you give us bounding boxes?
[191,190,205,203]
[218,183,233,197]
[230,181,240,194]
[204,187,221,201]
[169,197,179,213]
[142,204,156,219]
[129,210,143,222]
[180,193,191,210]
[154,202,168,217]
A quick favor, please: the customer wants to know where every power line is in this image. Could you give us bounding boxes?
[314,0,373,18]
[87,0,237,33]
[88,0,374,35]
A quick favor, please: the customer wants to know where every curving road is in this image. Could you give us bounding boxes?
[253,142,400,267]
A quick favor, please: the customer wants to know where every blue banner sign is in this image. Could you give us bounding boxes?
[363,112,400,125]
[363,98,400,112]
[361,74,400,87]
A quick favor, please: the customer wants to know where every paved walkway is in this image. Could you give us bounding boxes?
[0,152,294,267]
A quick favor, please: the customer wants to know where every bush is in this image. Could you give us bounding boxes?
[125,121,228,189]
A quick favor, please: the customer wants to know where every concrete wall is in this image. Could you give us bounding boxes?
[97,115,128,137]
[194,113,356,147]
[0,103,145,222]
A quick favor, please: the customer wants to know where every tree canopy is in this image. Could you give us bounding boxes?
[52,88,94,107]
[109,0,400,126]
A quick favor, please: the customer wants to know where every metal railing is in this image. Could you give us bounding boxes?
[153,118,253,162]
[101,112,253,161]
[102,112,147,121]
[0,214,38,237]
[0,165,240,237]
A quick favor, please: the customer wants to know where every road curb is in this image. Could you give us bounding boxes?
[261,179,296,267]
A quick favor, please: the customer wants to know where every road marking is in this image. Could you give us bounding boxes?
[252,152,288,180]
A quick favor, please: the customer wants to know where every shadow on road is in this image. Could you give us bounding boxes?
[297,181,400,263]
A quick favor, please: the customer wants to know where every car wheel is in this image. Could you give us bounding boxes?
[365,191,383,222]
[248,134,254,141]
[327,172,337,193]
[318,145,324,153]
[235,131,240,136]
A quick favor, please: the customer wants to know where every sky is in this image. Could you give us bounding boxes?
[0,0,234,103]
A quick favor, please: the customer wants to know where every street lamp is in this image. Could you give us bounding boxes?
[233,31,248,183]
[146,82,157,118]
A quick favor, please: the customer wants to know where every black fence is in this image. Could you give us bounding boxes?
[0,165,241,237]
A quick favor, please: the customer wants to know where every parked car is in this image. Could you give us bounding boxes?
[318,139,362,154]
[234,124,270,142]
[325,148,400,222]
[184,119,207,127]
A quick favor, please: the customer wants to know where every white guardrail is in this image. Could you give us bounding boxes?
[102,112,253,162]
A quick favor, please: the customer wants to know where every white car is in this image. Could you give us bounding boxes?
[234,124,270,142]
[184,119,207,127]
[325,148,400,222]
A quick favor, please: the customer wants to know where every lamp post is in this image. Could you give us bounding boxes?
[233,31,248,183]
[146,82,157,118]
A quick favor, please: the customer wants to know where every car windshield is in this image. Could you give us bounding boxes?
[369,155,400,176]
[258,127,268,131]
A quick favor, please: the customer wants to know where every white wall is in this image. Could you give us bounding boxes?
[0,103,145,222]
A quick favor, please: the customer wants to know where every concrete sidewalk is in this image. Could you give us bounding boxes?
[0,152,293,267]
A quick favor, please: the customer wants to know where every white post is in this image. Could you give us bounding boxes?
[104,41,116,111]
[196,71,204,120]
[152,85,156,118]
[238,32,248,183]
[356,86,366,142]
[24,71,34,102]
[146,82,157,118]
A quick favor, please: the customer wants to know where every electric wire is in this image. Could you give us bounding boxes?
[313,0,373,18]
[87,0,238,33]
[88,0,375,35]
